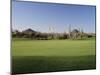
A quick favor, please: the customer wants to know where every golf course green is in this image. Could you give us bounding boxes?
[12,38,96,74]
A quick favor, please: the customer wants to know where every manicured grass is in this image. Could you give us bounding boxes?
[12,39,95,56]
[12,38,96,74]
[12,55,96,74]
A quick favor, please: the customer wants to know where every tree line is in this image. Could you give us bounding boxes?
[12,28,95,40]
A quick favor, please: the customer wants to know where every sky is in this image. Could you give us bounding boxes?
[12,0,96,33]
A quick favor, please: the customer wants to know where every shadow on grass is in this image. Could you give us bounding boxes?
[12,55,96,74]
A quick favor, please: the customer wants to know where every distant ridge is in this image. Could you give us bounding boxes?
[22,28,37,33]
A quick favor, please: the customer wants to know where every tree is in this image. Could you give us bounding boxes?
[70,29,79,39]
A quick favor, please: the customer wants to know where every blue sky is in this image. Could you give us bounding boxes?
[12,1,96,33]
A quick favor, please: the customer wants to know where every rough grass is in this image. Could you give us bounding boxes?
[12,38,96,74]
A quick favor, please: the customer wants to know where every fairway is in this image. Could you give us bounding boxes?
[12,39,96,74]
[12,39,95,56]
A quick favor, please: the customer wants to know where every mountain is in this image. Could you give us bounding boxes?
[22,28,37,34]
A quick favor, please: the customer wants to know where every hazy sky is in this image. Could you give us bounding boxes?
[12,0,96,33]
